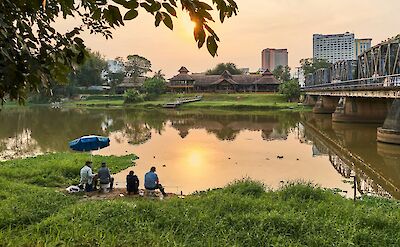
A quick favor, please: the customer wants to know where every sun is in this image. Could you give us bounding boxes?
[177,14,197,39]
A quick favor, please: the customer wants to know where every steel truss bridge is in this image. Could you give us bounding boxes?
[302,34,400,95]
[301,34,400,145]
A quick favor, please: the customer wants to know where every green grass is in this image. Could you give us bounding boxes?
[1,155,400,246]
[72,93,307,111]
[0,152,137,187]
[1,179,400,246]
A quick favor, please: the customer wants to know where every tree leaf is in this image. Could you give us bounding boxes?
[162,3,177,17]
[113,0,129,7]
[198,1,213,10]
[124,9,138,20]
[206,36,218,57]
[155,12,162,27]
[162,12,173,30]
[127,0,139,8]
[140,2,154,13]
[169,0,177,7]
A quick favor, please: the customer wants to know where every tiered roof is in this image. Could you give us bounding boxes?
[169,67,279,86]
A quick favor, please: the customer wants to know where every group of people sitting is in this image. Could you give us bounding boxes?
[79,161,167,196]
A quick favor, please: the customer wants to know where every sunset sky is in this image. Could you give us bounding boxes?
[57,0,400,77]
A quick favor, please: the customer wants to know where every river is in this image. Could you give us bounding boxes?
[1,107,399,198]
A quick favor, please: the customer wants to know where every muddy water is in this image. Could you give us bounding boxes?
[1,107,399,198]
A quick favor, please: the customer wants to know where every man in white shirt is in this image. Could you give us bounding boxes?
[80,161,95,192]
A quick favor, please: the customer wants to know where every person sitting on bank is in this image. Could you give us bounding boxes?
[126,170,139,195]
[144,166,167,197]
[95,162,114,191]
[80,161,95,192]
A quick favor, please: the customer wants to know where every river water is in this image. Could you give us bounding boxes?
[1,107,399,198]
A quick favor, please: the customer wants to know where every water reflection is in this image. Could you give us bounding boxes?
[301,113,400,199]
[0,107,399,198]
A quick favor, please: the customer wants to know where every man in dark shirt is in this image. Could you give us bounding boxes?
[96,162,114,191]
[126,170,139,195]
[144,166,167,196]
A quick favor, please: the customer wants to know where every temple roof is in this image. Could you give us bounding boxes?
[169,67,279,85]
[178,66,189,73]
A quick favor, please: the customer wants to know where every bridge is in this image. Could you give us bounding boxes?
[302,34,400,145]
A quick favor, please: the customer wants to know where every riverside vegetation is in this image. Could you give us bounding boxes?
[1,153,400,246]
[73,93,307,111]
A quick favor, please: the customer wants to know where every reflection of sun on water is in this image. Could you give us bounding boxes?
[186,148,206,167]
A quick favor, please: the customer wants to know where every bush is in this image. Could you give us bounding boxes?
[224,178,265,197]
[279,181,327,202]
[124,89,145,103]
[279,79,300,102]
[141,78,166,97]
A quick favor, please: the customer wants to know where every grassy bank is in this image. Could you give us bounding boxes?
[1,154,400,246]
[0,152,137,187]
[72,93,308,111]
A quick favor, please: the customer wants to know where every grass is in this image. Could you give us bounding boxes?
[71,93,307,111]
[1,179,400,246]
[0,152,137,187]
[1,154,400,246]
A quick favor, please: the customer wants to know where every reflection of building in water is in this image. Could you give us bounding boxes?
[0,129,40,160]
[170,114,289,141]
[329,153,392,198]
[262,129,287,141]
[311,140,330,157]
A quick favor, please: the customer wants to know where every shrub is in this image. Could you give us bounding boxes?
[223,178,265,197]
[141,78,166,97]
[279,79,300,102]
[124,89,144,103]
[279,181,327,202]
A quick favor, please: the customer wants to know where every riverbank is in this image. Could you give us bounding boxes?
[71,93,309,111]
[1,153,400,246]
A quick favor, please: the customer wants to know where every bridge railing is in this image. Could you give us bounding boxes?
[302,74,400,91]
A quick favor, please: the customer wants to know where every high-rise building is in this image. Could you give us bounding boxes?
[261,48,288,71]
[354,38,372,59]
[313,32,355,63]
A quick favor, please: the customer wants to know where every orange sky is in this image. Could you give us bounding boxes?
[56,0,399,78]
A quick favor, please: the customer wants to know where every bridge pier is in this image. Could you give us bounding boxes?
[377,99,400,145]
[332,97,390,123]
[303,95,317,106]
[312,96,339,114]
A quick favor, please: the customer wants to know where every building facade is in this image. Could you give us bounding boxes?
[354,38,372,59]
[261,48,288,71]
[168,67,280,93]
[313,32,355,63]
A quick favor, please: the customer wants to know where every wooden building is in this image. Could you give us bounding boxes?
[168,67,280,93]
[115,76,147,94]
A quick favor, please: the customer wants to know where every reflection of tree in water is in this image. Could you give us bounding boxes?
[169,111,295,141]
[0,108,108,155]
[0,108,299,158]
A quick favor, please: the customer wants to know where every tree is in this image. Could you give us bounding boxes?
[125,55,152,83]
[0,0,238,104]
[107,71,125,94]
[142,78,166,97]
[105,56,126,94]
[273,65,291,83]
[300,58,331,75]
[153,70,165,80]
[69,51,107,87]
[206,63,243,75]
[279,79,300,102]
